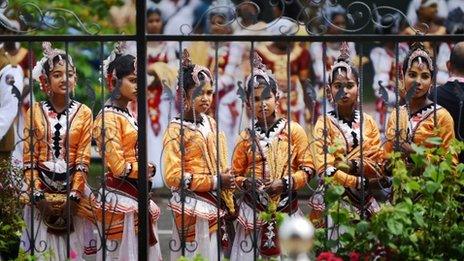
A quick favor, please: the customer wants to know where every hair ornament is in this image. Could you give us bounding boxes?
[328,42,353,83]
[102,41,137,80]
[177,49,213,90]
[406,41,434,72]
[245,51,276,91]
[32,42,75,91]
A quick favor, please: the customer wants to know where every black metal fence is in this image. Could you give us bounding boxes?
[1,0,464,261]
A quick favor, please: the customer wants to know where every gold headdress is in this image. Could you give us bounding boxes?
[178,49,213,90]
[244,51,276,91]
[32,42,75,91]
[406,42,434,72]
[329,42,353,83]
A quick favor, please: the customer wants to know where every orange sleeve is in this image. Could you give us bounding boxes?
[313,116,360,189]
[290,122,314,190]
[93,114,136,178]
[437,110,457,163]
[384,110,396,157]
[162,125,214,192]
[312,116,336,174]
[231,132,250,187]
[71,107,93,196]
[22,103,41,191]
[437,110,455,149]
[364,116,385,163]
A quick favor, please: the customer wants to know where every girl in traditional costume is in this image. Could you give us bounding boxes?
[84,42,162,260]
[384,42,456,162]
[21,42,95,260]
[230,52,314,260]
[310,42,388,229]
[163,49,235,260]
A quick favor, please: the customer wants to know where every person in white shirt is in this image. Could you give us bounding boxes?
[0,61,24,162]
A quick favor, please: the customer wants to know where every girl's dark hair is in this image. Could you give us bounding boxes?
[147,7,162,17]
[246,75,277,99]
[180,64,210,95]
[43,54,74,77]
[402,43,434,76]
[108,54,136,79]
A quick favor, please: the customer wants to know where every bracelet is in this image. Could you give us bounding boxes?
[281,176,292,192]
[325,166,337,177]
[182,172,192,189]
[33,190,45,202]
[69,191,81,202]
[148,163,156,177]
[356,177,368,190]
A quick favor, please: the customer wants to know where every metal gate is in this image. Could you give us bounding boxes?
[0,0,463,260]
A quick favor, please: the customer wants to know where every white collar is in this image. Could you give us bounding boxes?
[171,113,213,138]
[448,76,464,84]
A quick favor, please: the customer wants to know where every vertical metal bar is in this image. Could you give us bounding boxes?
[99,41,107,261]
[357,43,366,219]
[394,43,400,151]
[64,41,71,259]
[321,42,328,248]
[432,42,438,126]
[286,42,292,214]
[249,41,257,261]
[214,41,222,260]
[27,40,35,256]
[178,40,186,257]
[136,0,148,260]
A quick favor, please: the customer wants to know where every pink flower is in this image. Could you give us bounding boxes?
[70,249,78,260]
[349,251,361,261]
[317,251,343,261]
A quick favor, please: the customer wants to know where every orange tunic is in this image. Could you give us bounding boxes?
[385,104,456,161]
[80,105,160,244]
[163,113,234,242]
[232,118,313,191]
[23,100,92,198]
[313,111,384,189]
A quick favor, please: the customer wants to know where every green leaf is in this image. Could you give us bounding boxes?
[411,144,426,155]
[423,166,437,179]
[425,181,440,194]
[356,220,369,234]
[425,136,443,145]
[410,153,425,167]
[457,164,464,175]
[387,219,403,235]
[413,212,426,227]
[326,185,345,203]
[327,146,337,154]
[406,180,421,192]
[439,161,452,175]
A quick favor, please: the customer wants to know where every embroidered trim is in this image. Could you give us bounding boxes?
[328,110,361,150]
[103,105,138,130]
[75,164,89,173]
[171,114,213,138]
[42,100,80,160]
[408,104,441,141]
